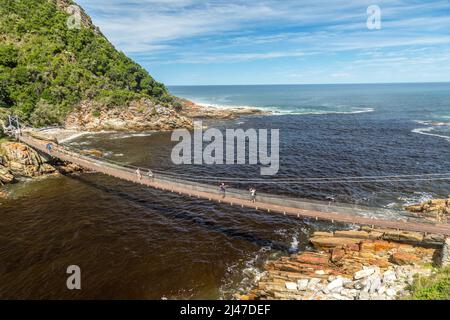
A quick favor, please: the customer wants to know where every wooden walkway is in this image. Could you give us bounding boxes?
[20,134,450,236]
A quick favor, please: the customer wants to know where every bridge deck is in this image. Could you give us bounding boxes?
[20,134,450,236]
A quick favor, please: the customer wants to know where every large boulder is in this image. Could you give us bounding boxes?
[0,142,56,177]
[0,163,14,184]
[390,252,421,265]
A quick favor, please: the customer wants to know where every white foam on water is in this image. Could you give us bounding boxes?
[412,127,450,141]
[109,132,154,140]
[218,246,273,299]
[268,107,375,116]
[289,234,299,253]
[196,102,258,110]
[193,100,374,116]
[398,192,434,207]
[59,132,90,143]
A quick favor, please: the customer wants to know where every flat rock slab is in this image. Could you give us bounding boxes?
[334,230,370,239]
[310,236,361,249]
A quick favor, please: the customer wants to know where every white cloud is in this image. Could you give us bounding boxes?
[75,0,450,84]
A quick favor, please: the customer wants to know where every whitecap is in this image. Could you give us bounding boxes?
[109,132,154,140]
[261,106,374,116]
[412,127,450,141]
[289,234,299,253]
[192,98,375,116]
[398,192,434,207]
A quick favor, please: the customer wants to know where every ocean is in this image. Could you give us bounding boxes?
[1,83,449,299]
[169,83,450,207]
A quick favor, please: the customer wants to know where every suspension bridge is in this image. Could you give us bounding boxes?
[3,116,450,236]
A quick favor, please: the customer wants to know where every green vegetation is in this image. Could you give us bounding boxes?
[408,267,450,300]
[0,136,9,145]
[0,0,176,126]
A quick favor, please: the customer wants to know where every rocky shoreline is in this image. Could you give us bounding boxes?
[406,197,450,223]
[178,99,268,120]
[3,99,269,144]
[62,98,268,132]
[240,227,449,300]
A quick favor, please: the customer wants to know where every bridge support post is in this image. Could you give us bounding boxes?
[440,237,450,267]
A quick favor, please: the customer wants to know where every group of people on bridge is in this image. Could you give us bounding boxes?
[135,168,154,181]
[219,182,257,203]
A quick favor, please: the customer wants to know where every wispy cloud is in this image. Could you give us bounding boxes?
[76,0,450,84]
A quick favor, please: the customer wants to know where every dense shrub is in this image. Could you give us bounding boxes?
[408,267,450,300]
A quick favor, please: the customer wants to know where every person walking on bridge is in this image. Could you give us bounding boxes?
[147,169,154,181]
[219,182,227,199]
[46,143,53,153]
[136,168,142,181]
[249,187,257,203]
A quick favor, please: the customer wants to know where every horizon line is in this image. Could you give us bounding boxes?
[167,81,450,87]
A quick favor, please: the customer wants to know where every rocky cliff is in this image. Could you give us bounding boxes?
[65,98,193,131]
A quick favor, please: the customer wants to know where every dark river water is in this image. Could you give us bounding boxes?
[1,83,450,299]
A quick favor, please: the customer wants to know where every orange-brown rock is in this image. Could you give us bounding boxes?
[310,236,361,250]
[390,252,421,265]
[373,240,398,252]
[331,248,345,262]
[334,230,370,239]
[80,149,104,158]
[246,228,437,301]
[296,252,330,265]
[344,243,361,252]
[1,142,56,178]
[312,231,334,238]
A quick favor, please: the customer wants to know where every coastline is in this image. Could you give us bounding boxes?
[21,100,270,144]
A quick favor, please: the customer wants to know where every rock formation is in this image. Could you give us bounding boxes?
[406,198,450,223]
[65,99,193,132]
[241,227,442,300]
[0,141,83,191]
[1,142,56,177]
[179,99,268,120]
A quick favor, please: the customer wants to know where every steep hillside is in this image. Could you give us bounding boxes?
[0,0,189,130]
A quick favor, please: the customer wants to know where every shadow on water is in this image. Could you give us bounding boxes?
[69,175,292,253]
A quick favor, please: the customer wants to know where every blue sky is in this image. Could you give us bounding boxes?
[76,0,450,85]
